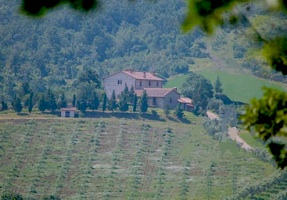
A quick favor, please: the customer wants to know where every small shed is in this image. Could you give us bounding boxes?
[60,108,76,118]
[178,97,194,111]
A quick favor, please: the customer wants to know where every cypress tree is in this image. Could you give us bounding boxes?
[28,92,34,113]
[214,76,223,93]
[102,93,107,112]
[175,104,184,119]
[14,98,22,114]
[72,94,76,107]
[58,93,67,109]
[118,92,129,112]
[1,100,8,111]
[107,90,117,112]
[140,90,148,113]
[46,88,57,111]
[133,93,137,112]
[38,94,47,112]
[129,85,135,104]
[89,92,100,111]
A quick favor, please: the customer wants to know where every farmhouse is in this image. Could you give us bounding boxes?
[103,69,164,98]
[135,87,180,109]
[104,69,189,110]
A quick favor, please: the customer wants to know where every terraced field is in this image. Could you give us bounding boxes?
[0,117,281,199]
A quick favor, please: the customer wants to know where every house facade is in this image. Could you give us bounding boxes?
[135,88,180,109]
[103,69,163,98]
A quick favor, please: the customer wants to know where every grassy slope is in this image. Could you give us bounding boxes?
[0,112,277,200]
[164,69,286,103]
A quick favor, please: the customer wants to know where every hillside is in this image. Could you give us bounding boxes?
[0,116,278,199]
[164,69,287,103]
[1,1,287,102]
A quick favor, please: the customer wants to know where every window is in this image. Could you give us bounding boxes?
[118,80,122,84]
[140,81,142,87]
[170,98,172,103]
[157,82,159,87]
[149,81,151,86]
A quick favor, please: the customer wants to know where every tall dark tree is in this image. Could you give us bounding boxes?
[140,90,148,113]
[118,92,129,112]
[107,90,117,112]
[58,93,67,109]
[89,91,100,111]
[72,94,76,107]
[175,103,184,119]
[132,93,137,112]
[129,85,135,104]
[13,97,22,113]
[76,99,88,113]
[214,76,223,93]
[28,91,34,113]
[1,100,8,111]
[46,88,57,111]
[102,93,107,112]
[38,94,47,112]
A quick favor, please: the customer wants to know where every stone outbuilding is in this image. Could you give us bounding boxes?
[60,108,76,118]
[136,88,180,109]
[178,97,194,111]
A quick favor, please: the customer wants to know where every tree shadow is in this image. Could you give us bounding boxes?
[17,112,30,116]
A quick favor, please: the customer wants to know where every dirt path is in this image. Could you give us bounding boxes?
[206,111,253,151]
[206,111,220,120]
[228,127,253,151]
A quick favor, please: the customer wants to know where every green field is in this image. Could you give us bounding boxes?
[0,115,279,199]
[164,70,286,103]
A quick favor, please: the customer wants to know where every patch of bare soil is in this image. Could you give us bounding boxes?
[206,111,220,120]
[228,127,253,151]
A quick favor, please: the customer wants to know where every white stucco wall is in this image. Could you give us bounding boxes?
[104,72,136,98]
[135,80,162,90]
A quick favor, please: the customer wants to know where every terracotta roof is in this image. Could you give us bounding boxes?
[123,70,163,81]
[135,88,179,98]
[103,70,163,81]
[178,97,193,104]
[60,107,76,111]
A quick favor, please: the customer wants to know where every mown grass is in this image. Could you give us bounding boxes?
[164,69,286,103]
[0,115,278,200]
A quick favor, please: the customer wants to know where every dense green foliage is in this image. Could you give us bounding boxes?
[0,0,207,103]
[182,71,214,113]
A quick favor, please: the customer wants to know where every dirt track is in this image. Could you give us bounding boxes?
[206,111,253,151]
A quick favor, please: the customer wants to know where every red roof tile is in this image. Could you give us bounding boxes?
[178,97,193,104]
[135,88,179,98]
[122,70,163,81]
[104,69,164,81]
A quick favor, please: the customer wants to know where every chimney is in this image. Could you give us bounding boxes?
[173,87,177,91]
[143,72,146,78]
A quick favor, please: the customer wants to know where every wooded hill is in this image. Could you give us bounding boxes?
[0,0,286,101]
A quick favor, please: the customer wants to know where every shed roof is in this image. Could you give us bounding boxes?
[60,107,76,111]
[178,97,193,104]
[135,88,179,98]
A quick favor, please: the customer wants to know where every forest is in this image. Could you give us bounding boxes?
[1,0,286,105]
